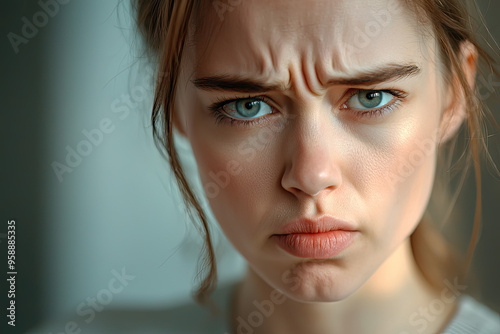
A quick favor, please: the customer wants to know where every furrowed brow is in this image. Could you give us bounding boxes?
[192,75,288,93]
[326,64,421,86]
[192,64,421,93]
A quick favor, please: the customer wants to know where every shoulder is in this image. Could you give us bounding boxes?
[443,295,500,334]
[26,281,238,334]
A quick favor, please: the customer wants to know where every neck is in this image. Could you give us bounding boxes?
[232,239,457,334]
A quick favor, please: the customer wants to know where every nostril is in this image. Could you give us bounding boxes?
[281,160,342,198]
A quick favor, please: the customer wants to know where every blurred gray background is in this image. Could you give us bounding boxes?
[0,1,499,333]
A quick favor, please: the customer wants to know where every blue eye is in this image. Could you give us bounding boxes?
[221,98,274,120]
[347,90,395,110]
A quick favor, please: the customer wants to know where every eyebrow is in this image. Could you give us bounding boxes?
[191,64,421,93]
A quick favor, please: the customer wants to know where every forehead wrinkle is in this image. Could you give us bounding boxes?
[193,3,284,81]
[313,44,352,91]
[288,28,355,96]
[240,6,299,82]
[331,21,355,74]
[262,3,356,93]
[296,47,324,97]
[192,0,426,95]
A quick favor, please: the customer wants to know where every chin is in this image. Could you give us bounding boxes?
[278,278,363,304]
[272,261,369,303]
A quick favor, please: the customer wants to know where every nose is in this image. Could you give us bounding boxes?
[281,111,343,197]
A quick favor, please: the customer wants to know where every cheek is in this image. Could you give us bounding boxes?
[350,103,441,250]
[187,117,280,246]
[178,82,283,252]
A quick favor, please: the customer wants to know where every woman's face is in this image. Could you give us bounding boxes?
[175,0,457,301]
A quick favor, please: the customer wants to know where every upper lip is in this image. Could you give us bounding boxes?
[275,215,357,235]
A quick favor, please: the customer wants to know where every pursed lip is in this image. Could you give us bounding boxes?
[273,215,358,235]
[271,215,358,259]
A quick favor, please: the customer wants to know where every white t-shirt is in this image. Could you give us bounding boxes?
[27,280,500,334]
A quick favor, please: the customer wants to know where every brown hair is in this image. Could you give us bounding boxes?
[133,0,499,304]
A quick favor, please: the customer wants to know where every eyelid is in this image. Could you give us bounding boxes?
[338,88,408,119]
[208,95,276,114]
[339,89,408,108]
[208,95,279,127]
[207,88,409,127]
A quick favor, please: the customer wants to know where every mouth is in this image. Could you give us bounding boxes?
[271,215,358,259]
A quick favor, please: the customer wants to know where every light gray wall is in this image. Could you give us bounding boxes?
[35,0,245,319]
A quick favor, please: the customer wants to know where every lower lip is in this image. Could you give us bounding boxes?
[273,230,356,259]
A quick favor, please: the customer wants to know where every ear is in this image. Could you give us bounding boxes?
[439,40,478,144]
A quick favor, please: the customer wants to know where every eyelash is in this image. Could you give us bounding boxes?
[341,89,408,119]
[208,95,275,128]
[207,89,408,127]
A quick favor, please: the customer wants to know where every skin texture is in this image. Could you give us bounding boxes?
[173,0,476,333]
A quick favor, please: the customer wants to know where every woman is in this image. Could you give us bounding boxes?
[135,0,500,333]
